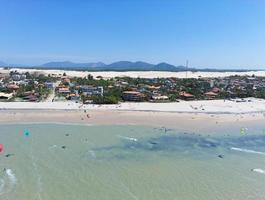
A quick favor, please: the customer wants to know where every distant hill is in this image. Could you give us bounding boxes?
[39,60,187,71]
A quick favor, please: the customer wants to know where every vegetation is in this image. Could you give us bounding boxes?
[2,71,265,103]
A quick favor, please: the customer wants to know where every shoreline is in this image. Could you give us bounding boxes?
[1,98,265,133]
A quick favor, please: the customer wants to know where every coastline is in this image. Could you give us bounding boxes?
[1,98,265,133]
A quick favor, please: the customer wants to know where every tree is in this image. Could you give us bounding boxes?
[87,74,93,80]
[92,95,118,104]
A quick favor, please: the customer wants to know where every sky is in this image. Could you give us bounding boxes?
[1,0,265,69]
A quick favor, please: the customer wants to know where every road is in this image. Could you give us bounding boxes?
[44,81,60,102]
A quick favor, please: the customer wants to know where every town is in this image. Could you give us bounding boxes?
[1,70,265,104]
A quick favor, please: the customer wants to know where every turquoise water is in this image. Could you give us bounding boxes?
[1,124,265,200]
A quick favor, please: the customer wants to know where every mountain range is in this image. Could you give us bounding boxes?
[0,60,189,71]
[0,60,255,72]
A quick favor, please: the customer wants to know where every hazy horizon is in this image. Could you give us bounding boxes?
[1,0,265,69]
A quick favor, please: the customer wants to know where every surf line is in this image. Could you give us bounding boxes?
[251,168,265,175]
[0,178,4,195]
[117,135,138,142]
[0,168,17,196]
[231,147,265,155]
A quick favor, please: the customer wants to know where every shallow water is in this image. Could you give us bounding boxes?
[1,124,265,200]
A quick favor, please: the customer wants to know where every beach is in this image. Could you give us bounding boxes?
[0,98,265,134]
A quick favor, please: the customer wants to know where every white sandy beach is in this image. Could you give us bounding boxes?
[1,68,265,79]
[0,98,265,133]
[0,98,265,114]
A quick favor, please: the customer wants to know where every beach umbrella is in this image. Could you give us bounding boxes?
[0,144,4,153]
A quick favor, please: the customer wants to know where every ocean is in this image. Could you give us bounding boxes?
[0,123,265,200]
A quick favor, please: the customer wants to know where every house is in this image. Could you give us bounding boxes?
[11,74,26,81]
[80,86,103,96]
[204,91,218,100]
[148,85,161,91]
[7,84,19,91]
[62,78,71,84]
[212,87,221,93]
[58,87,70,95]
[179,91,194,100]
[23,94,39,102]
[151,95,169,101]
[45,81,55,89]
[0,92,13,100]
[122,91,145,102]
[67,93,80,101]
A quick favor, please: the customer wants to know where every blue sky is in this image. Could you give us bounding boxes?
[1,0,265,69]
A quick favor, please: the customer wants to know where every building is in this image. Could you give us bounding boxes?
[11,74,26,81]
[67,93,80,101]
[23,94,39,102]
[179,91,194,100]
[80,86,103,96]
[7,84,19,91]
[204,91,218,100]
[45,81,55,89]
[212,87,221,93]
[122,91,145,101]
[151,95,169,101]
[58,87,71,95]
[0,92,13,100]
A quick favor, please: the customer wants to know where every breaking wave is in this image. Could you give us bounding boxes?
[117,135,138,142]
[231,147,265,155]
[252,168,265,174]
[5,169,17,185]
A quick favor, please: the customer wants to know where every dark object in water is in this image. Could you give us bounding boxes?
[149,141,158,145]
[218,154,224,159]
[61,146,66,149]
[5,154,14,158]
[65,134,70,136]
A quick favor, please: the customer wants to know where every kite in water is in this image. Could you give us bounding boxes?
[0,144,4,153]
[240,127,248,135]
[24,130,30,137]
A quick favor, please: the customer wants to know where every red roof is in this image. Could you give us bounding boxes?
[212,87,220,93]
[204,91,218,96]
[7,84,19,89]
[179,91,194,97]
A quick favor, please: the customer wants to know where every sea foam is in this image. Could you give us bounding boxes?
[252,169,265,174]
[230,147,265,155]
[117,135,138,142]
[5,169,17,185]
